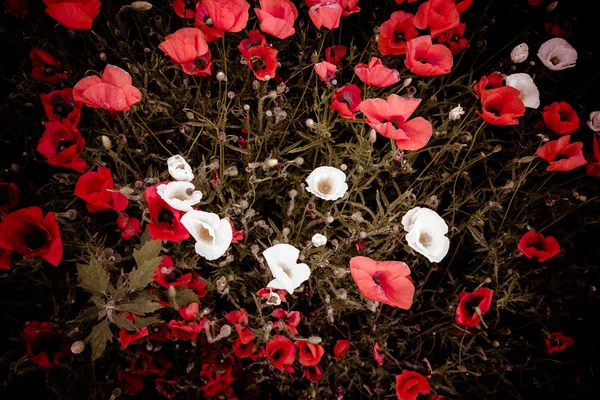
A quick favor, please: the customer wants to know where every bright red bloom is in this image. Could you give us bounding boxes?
[233,337,257,358]
[333,339,350,359]
[542,102,580,135]
[295,340,324,366]
[414,0,460,38]
[30,48,68,83]
[187,272,208,298]
[517,230,560,262]
[354,57,400,88]
[116,213,142,240]
[75,167,129,213]
[119,371,144,395]
[37,121,88,173]
[436,22,468,54]
[474,72,505,98]
[73,64,142,112]
[167,320,203,341]
[173,0,196,18]
[359,95,433,150]
[340,0,359,16]
[307,0,343,31]
[43,0,101,30]
[373,342,384,365]
[245,45,278,81]
[266,335,296,372]
[119,314,149,349]
[226,308,255,344]
[203,0,249,32]
[178,302,199,321]
[194,2,224,41]
[200,364,234,397]
[544,332,574,354]
[272,308,301,335]
[144,183,190,242]
[230,220,244,244]
[257,287,288,303]
[477,86,525,125]
[330,84,361,120]
[4,0,28,17]
[395,370,431,400]
[0,248,12,270]
[405,35,453,76]
[378,10,418,56]
[535,135,587,172]
[325,45,346,65]
[238,29,267,58]
[455,287,494,327]
[585,134,600,177]
[0,207,62,266]
[158,28,212,76]
[40,89,82,125]
[255,0,298,40]
[23,321,70,368]
[304,365,323,382]
[0,182,19,213]
[453,0,472,13]
[154,255,192,288]
[315,61,337,83]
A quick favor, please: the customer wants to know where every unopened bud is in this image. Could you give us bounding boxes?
[264,158,278,168]
[101,135,112,149]
[130,1,153,11]
[307,336,322,344]
[71,341,85,354]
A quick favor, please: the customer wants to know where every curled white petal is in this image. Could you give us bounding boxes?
[181,211,233,261]
[156,181,203,212]
[448,105,465,121]
[263,243,311,293]
[402,207,450,263]
[167,154,194,182]
[537,38,577,71]
[305,166,348,201]
[505,73,540,109]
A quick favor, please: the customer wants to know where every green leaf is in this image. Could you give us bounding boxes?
[133,236,162,269]
[76,259,110,297]
[128,256,162,292]
[90,319,113,361]
[134,316,163,329]
[170,286,200,309]
[112,314,137,331]
[115,297,164,315]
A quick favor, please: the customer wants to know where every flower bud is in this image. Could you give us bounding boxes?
[71,341,86,354]
[510,43,529,63]
[130,1,153,11]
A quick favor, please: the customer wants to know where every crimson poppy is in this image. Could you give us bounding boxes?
[0,207,63,266]
[378,10,418,56]
[272,308,301,335]
[188,272,208,298]
[542,101,580,135]
[474,72,505,98]
[257,287,288,303]
[202,0,249,32]
[153,255,192,288]
[230,220,244,243]
[116,213,142,240]
[73,64,142,112]
[355,57,400,88]
[544,332,574,354]
[167,320,203,341]
[233,337,257,358]
[373,342,384,365]
[266,334,295,372]
[194,2,224,42]
[43,0,101,30]
[0,182,19,213]
[40,89,82,125]
[226,308,255,344]
[144,183,190,242]
[119,370,144,395]
[37,120,88,173]
[477,86,525,125]
[23,321,70,368]
[4,0,28,17]
[436,22,468,54]
[535,135,587,172]
[330,84,361,120]
[119,314,149,349]
[325,45,346,65]
[173,0,196,18]
[131,350,173,375]
[304,365,323,382]
[200,364,235,397]
[238,29,267,58]
[517,230,560,262]
[455,287,494,327]
[585,134,600,177]
[333,339,350,359]
[414,0,460,38]
[359,94,433,150]
[340,0,359,15]
[75,167,129,213]
[0,248,11,270]
[30,48,68,83]
[155,378,178,399]
[178,302,199,321]
[255,0,298,40]
[544,21,572,39]
[395,370,431,400]
[245,44,278,81]
[158,28,212,76]
[307,0,343,31]
[405,35,453,76]
[295,340,324,366]
[315,61,337,83]
[453,0,472,13]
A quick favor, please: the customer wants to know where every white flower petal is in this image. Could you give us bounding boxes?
[181,211,232,260]
[305,166,348,201]
[263,243,310,293]
[156,181,202,212]
[403,207,450,263]
[505,73,540,109]
[167,154,194,182]
[537,38,577,71]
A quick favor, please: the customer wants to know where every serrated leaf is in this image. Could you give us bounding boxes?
[112,314,137,331]
[90,319,113,361]
[128,256,162,292]
[115,297,164,315]
[170,286,200,309]
[133,237,162,269]
[76,259,110,297]
[134,316,163,329]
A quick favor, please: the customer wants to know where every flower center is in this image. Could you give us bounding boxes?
[56,138,75,153]
[44,67,56,77]
[393,30,406,43]
[190,56,208,71]
[25,226,50,251]
[317,180,332,194]
[419,232,433,247]
[549,56,561,65]
[251,56,267,71]
[157,208,174,226]
[198,223,215,242]
[51,95,74,119]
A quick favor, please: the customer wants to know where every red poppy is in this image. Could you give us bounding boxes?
[158,28,212,76]
[266,335,296,372]
[535,135,587,172]
[585,134,600,177]
[373,342,384,365]
[272,308,301,335]
[73,64,142,112]
[359,95,433,150]
[544,332,574,354]
[178,302,199,321]
[200,364,234,397]
[173,0,196,18]
[355,57,400,88]
[255,0,298,40]
[325,45,346,65]
[144,183,190,242]
[405,35,453,76]
[453,0,472,13]
[226,308,255,344]
[116,213,142,240]
[202,0,249,32]
[119,314,149,349]
[455,287,494,327]
[37,121,88,173]
[395,370,431,400]
[167,320,203,341]
[257,287,288,303]
[304,365,323,382]
[340,0,359,15]
[477,86,525,125]
[131,350,173,375]
[119,371,144,395]
[0,182,19,213]
[75,167,129,213]
[245,45,278,81]
[307,0,343,31]
[238,29,267,58]
[436,22,468,54]
[4,0,28,17]
[333,339,350,359]
[330,84,361,120]
[155,378,178,399]
[542,102,580,135]
[544,21,572,39]
[414,0,460,38]
[230,220,244,244]
[378,10,418,56]
[295,340,324,366]
[473,72,505,98]
[315,61,337,83]
[30,48,68,83]
[194,2,224,42]
[188,272,208,298]
[23,321,70,368]
[528,0,543,5]
[43,0,101,30]
[233,337,257,358]
[0,207,63,266]
[153,256,192,288]
[517,230,560,262]
[40,89,82,125]
[0,248,11,270]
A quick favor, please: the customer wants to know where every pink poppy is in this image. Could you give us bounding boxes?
[354,57,400,88]
[378,10,418,56]
[202,0,250,33]
[414,0,460,38]
[330,84,361,120]
[43,0,101,30]
[73,64,142,112]
[173,0,196,18]
[255,0,298,39]
[306,0,343,31]
[194,2,224,41]
[314,61,337,83]
[536,135,587,172]
[405,35,453,76]
[158,28,212,76]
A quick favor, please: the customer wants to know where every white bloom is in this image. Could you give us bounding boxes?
[587,111,600,132]
[402,207,450,263]
[537,38,577,71]
[156,182,202,212]
[181,211,233,260]
[311,233,327,247]
[305,166,348,201]
[510,43,529,63]
[505,73,540,109]
[263,243,311,293]
[167,155,194,182]
[448,105,465,121]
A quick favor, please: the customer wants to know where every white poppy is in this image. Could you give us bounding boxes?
[305,166,348,201]
[167,154,194,182]
[180,211,233,260]
[510,43,529,63]
[505,73,540,109]
[537,38,577,71]
[156,181,202,212]
[587,111,600,132]
[263,243,311,293]
[448,105,465,121]
[311,233,327,247]
[402,207,450,263]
